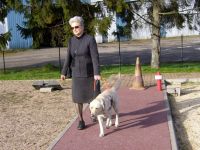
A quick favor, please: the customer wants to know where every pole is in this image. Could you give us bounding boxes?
[58,46,61,74]
[155,72,162,91]
[181,34,183,63]
[3,50,6,73]
[118,32,121,74]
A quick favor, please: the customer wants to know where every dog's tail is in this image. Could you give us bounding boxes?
[112,73,121,91]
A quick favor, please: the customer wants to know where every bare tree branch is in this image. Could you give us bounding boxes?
[159,7,200,15]
[129,5,158,28]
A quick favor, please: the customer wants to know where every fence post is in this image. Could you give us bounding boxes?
[181,34,183,63]
[58,47,61,74]
[3,50,6,73]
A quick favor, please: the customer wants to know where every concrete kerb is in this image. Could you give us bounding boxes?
[162,80,178,150]
[165,78,200,83]
[47,104,89,150]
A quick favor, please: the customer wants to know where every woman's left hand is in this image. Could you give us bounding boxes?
[94,75,101,80]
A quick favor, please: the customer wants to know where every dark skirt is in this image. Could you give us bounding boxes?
[72,76,94,103]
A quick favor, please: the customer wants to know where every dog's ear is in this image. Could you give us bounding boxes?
[104,81,111,89]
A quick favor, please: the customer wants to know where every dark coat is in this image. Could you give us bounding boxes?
[61,33,100,78]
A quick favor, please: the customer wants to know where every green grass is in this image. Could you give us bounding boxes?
[1,62,200,80]
[101,62,200,78]
[0,64,59,80]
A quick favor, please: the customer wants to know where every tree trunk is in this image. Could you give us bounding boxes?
[151,1,161,69]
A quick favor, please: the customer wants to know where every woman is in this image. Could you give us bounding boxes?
[61,16,101,130]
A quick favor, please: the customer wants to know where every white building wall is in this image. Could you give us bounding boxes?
[131,24,151,40]
[166,24,199,37]
[0,17,9,48]
[0,23,5,34]
[90,0,103,5]
[95,32,103,43]
[81,0,91,3]
[107,14,117,42]
[0,18,8,34]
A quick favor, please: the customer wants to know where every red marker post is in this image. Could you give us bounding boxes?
[155,72,162,91]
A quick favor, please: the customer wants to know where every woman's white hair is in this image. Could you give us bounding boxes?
[69,16,84,26]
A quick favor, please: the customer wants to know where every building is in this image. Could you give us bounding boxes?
[0,1,32,49]
[6,11,32,49]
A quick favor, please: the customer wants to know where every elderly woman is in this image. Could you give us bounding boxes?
[61,16,101,130]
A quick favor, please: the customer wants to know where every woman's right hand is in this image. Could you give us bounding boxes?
[61,75,66,80]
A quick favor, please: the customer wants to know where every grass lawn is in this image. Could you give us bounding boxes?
[1,62,200,80]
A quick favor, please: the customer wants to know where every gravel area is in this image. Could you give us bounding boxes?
[169,82,200,150]
[0,80,76,150]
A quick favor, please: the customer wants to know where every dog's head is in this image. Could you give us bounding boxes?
[89,99,104,117]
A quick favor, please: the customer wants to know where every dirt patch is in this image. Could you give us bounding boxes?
[169,82,200,150]
[0,80,76,150]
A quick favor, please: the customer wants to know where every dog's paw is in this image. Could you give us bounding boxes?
[115,122,119,128]
[99,133,104,137]
[106,119,112,128]
[106,124,112,128]
[108,121,112,127]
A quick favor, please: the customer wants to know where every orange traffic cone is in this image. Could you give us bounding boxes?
[130,57,145,90]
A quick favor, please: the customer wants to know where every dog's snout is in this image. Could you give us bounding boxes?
[91,114,95,118]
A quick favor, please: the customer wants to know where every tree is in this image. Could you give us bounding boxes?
[149,1,184,68]
[17,0,112,48]
[148,0,200,68]
[103,0,199,68]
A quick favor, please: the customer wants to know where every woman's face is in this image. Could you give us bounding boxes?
[71,22,84,37]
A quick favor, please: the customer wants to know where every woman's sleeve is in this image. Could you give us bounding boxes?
[89,36,100,75]
[61,39,72,76]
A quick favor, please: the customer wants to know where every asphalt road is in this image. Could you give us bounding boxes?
[0,36,199,70]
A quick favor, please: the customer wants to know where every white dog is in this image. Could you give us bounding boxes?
[89,79,121,137]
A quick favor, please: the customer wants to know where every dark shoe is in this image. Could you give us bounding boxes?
[77,121,86,130]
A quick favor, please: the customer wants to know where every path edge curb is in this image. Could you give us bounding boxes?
[163,80,178,150]
[47,104,89,150]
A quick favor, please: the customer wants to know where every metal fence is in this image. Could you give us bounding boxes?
[0,35,200,73]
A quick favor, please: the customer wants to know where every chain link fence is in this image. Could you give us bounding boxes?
[0,35,200,72]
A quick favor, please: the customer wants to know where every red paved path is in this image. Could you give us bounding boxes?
[52,86,171,150]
